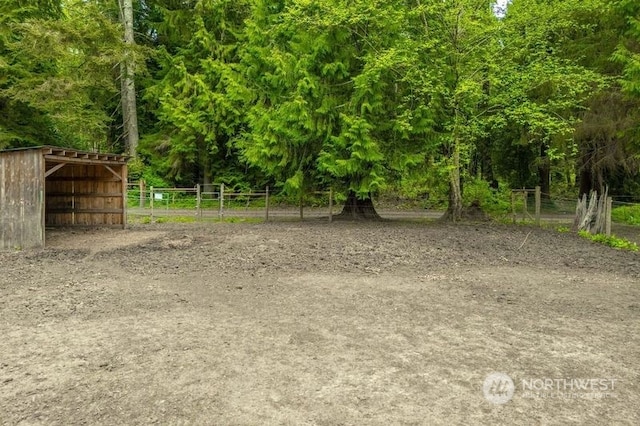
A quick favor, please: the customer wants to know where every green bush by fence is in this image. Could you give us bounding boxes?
[611,204,640,226]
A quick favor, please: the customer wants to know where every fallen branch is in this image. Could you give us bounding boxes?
[518,230,533,250]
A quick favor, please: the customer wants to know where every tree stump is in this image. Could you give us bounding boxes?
[574,187,609,234]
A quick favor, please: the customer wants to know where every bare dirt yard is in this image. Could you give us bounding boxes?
[0,221,638,425]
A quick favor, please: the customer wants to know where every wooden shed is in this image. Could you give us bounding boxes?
[0,146,128,249]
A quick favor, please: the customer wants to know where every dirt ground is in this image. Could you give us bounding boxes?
[0,220,638,425]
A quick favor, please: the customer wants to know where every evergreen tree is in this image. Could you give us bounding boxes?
[240,0,444,218]
[141,0,251,187]
[0,0,125,151]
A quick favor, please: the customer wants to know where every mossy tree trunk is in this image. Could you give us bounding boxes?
[336,190,381,220]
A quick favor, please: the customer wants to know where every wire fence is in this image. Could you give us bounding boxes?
[509,188,577,224]
[510,187,640,241]
[125,182,445,223]
[125,181,640,234]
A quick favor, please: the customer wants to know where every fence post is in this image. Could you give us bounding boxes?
[511,191,516,224]
[605,196,612,237]
[196,184,201,220]
[535,186,541,226]
[219,183,224,220]
[299,192,304,221]
[150,185,154,223]
[522,188,528,222]
[265,186,270,222]
[328,187,333,223]
[139,179,145,208]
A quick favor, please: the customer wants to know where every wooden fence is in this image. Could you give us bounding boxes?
[511,186,542,226]
[127,182,336,222]
[511,186,613,236]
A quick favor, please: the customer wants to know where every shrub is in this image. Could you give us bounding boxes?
[463,179,511,217]
[611,205,640,226]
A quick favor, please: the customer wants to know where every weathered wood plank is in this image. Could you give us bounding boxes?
[47,192,124,197]
[0,150,45,249]
[47,208,124,214]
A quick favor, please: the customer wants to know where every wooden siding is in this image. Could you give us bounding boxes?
[0,150,45,249]
[45,163,126,227]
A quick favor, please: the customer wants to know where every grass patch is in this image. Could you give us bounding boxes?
[127,215,265,225]
[128,215,198,224]
[155,216,197,224]
[578,230,639,252]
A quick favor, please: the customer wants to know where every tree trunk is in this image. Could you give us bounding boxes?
[119,0,139,157]
[200,140,213,197]
[578,150,593,198]
[336,190,381,220]
[578,169,591,198]
[442,140,463,222]
[479,138,498,189]
[538,144,551,199]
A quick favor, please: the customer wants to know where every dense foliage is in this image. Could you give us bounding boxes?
[2,0,640,218]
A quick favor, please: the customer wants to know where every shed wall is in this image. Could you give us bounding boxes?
[46,163,126,227]
[0,150,45,249]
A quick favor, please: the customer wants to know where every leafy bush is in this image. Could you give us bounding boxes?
[140,170,170,189]
[463,179,511,216]
[611,205,640,226]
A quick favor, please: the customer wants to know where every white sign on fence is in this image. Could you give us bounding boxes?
[154,193,164,201]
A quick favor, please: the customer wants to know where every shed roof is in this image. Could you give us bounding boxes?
[0,145,128,165]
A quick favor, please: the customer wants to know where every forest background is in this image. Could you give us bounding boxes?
[1,0,640,220]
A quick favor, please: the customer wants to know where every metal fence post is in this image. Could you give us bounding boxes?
[219,183,224,220]
[265,186,270,222]
[196,184,201,220]
[535,186,541,226]
[150,185,154,223]
[606,197,612,237]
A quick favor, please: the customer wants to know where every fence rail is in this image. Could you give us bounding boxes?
[126,182,341,222]
[509,186,640,238]
[125,181,639,233]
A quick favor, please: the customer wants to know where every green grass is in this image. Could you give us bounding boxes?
[611,205,640,226]
[128,214,265,225]
[577,230,639,252]
[155,216,197,224]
